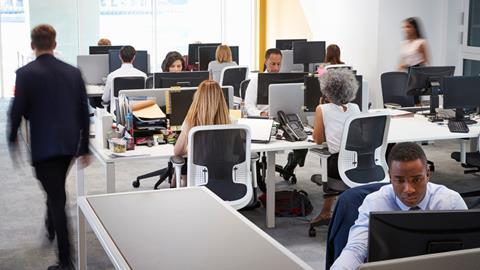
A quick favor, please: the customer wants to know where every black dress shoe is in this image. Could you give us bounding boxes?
[47,261,73,270]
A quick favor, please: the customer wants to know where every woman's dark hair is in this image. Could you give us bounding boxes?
[325,44,344,65]
[161,51,185,72]
[405,17,423,39]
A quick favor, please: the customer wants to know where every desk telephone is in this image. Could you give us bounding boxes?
[277,111,308,141]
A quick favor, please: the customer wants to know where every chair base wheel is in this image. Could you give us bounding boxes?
[308,226,316,237]
[132,180,140,188]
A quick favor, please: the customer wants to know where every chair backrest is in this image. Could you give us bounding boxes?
[324,64,353,70]
[326,183,387,270]
[240,79,250,100]
[187,124,253,210]
[113,76,146,98]
[338,112,390,187]
[220,66,249,98]
[145,75,154,89]
[380,72,413,107]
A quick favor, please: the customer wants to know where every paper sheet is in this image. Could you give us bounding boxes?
[132,100,166,119]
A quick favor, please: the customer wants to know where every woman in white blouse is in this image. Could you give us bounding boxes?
[398,17,430,71]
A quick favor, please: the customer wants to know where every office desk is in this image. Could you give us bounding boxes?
[86,84,104,97]
[77,187,312,270]
[388,114,480,143]
[80,138,320,229]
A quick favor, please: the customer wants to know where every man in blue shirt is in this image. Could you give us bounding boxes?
[331,142,467,270]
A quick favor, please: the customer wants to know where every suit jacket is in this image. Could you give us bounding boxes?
[8,54,90,163]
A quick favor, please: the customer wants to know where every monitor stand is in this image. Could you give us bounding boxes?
[454,108,478,125]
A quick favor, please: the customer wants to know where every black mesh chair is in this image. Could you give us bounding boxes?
[145,75,154,88]
[240,79,250,100]
[171,125,253,209]
[309,112,391,236]
[220,66,249,98]
[380,71,414,108]
[112,76,146,120]
[451,136,480,197]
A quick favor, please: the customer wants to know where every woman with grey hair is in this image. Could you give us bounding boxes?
[310,69,360,225]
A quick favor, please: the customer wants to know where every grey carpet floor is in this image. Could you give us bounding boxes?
[1,98,480,270]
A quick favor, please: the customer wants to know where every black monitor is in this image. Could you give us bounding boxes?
[368,210,480,263]
[169,87,230,127]
[303,75,322,112]
[303,73,363,112]
[187,43,221,66]
[293,41,326,72]
[198,46,239,71]
[443,76,480,122]
[275,39,307,50]
[406,66,455,115]
[108,50,149,74]
[89,45,123,55]
[257,72,307,105]
[153,71,209,88]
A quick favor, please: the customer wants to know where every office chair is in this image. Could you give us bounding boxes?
[309,112,391,236]
[145,75,154,88]
[240,79,250,100]
[171,125,253,210]
[380,71,414,108]
[220,66,249,98]
[325,183,387,269]
[451,136,480,197]
[112,76,146,121]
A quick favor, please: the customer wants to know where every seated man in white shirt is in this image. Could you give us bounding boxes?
[244,48,282,117]
[331,142,468,270]
[101,45,147,112]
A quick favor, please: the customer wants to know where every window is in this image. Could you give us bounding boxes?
[0,0,29,97]
[463,59,480,75]
[467,0,480,47]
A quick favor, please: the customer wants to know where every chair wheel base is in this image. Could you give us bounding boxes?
[132,180,140,188]
[308,226,316,237]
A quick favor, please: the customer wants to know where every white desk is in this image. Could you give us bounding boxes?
[86,84,104,97]
[388,114,480,143]
[77,187,312,270]
[79,138,320,229]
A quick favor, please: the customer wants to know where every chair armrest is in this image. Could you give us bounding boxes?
[310,148,332,158]
[384,103,401,109]
[170,155,185,166]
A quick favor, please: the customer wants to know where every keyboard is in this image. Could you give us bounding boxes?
[448,121,469,133]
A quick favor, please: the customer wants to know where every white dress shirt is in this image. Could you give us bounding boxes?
[244,72,269,116]
[331,182,468,270]
[102,63,147,112]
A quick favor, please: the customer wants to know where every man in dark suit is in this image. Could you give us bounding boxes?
[8,24,90,270]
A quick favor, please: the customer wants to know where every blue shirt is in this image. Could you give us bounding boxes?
[331,182,467,270]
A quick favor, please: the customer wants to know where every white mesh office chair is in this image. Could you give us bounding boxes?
[311,112,391,190]
[172,124,253,210]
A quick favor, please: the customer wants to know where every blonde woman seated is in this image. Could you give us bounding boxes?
[311,69,360,225]
[172,80,231,187]
[208,45,237,82]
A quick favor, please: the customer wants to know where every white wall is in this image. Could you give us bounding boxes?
[299,0,462,108]
[299,0,381,106]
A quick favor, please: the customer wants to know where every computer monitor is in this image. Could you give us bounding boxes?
[187,43,221,66]
[406,66,456,96]
[293,41,326,72]
[303,75,322,112]
[280,50,304,73]
[257,72,307,105]
[443,76,480,122]
[276,39,307,50]
[198,46,239,71]
[108,50,149,74]
[89,45,123,55]
[368,210,480,263]
[77,54,109,85]
[169,86,232,127]
[302,73,363,112]
[153,71,209,88]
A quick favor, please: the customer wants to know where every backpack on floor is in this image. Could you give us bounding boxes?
[259,189,313,217]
